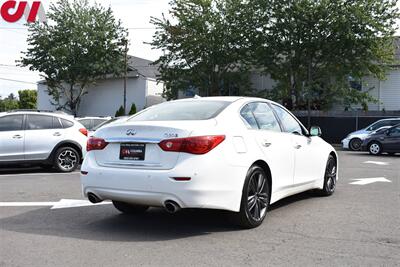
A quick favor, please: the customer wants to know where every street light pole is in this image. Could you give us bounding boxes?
[123,40,128,115]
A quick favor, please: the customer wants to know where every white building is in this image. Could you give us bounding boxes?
[37,56,164,117]
[250,39,400,111]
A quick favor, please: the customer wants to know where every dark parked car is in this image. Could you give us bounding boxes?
[361,124,400,155]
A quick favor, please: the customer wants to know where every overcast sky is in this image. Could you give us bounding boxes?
[0,0,170,97]
[0,0,399,98]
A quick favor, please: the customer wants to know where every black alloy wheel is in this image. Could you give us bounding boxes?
[349,138,362,151]
[236,165,270,228]
[319,155,337,196]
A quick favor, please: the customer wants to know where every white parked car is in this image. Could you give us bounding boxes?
[341,118,400,151]
[76,117,111,131]
[88,116,130,137]
[81,97,338,228]
[0,110,88,172]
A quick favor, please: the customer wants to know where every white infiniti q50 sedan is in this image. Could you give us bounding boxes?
[81,97,338,228]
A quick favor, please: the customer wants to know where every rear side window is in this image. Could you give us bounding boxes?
[60,119,74,128]
[0,115,23,131]
[272,104,303,134]
[240,103,281,132]
[252,103,281,132]
[130,101,230,121]
[53,117,63,129]
[240,104,258,129]
[26,115,53,130]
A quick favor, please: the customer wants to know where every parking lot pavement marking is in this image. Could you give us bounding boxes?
[363,161,390,166]
[0,199,111,209]
[0,172,80,177]
[349,177,392,185]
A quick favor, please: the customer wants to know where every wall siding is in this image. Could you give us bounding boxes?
[37,77,156,116]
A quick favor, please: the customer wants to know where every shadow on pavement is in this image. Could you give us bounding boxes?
[0,191,318,242]
[344,151,400,158]
[0,165,81,175]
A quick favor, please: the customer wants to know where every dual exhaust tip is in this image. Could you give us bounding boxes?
[164,200,181,213]
[88,193,102,204]
[87,193,181,214]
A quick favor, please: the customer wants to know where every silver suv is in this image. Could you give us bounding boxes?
[0,110,88,172]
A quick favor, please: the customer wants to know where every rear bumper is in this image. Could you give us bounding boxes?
[81,153,247,212]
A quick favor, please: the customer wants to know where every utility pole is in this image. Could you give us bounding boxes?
[123,40,128,115]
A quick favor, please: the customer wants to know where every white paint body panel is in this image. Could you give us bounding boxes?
[81,97,337,212]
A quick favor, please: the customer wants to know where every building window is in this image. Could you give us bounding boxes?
[349,76,362,91]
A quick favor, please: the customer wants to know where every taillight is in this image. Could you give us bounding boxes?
[79,128,88,136]
[87,137,108,152]
[158,135,225,155]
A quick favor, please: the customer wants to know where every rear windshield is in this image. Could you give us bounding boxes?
[129,101,230,121]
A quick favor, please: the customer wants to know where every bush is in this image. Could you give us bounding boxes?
[115,105,125,117]
[128,103,137,115]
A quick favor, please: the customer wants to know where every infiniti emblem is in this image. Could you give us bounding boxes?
[126,129,137,136]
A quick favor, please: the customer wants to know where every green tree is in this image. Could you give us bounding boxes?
[128,103,137,115]
[249,0,399,112]
[115,105,125,117]
[150,0,253,100]
[20,0,128,115]
[0,93,19,112]
[18,89,37,109]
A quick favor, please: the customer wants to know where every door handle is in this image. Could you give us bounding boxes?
[13,134,22,139]
[294,144,302,149]
[53,132,62,136]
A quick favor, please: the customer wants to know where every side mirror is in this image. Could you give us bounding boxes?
[309,126,322,137]
[385,130,390,136]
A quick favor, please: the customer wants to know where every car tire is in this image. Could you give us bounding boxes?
[235,165,270,229]
[112,201,149,214]
[349,138,362,151]
[54,147,80,172]
[319,155,337,196]
[368,142,382,155]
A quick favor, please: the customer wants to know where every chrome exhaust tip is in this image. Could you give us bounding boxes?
[164,200,181,213]
[88,193,102,204]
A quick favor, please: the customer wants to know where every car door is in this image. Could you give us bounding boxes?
[384,126,400,151]
[0,114,25,161]
[24,115,65,160]
[271,104,324,185]
[240,102,295,192]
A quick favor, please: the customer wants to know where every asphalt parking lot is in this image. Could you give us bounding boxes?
[0,151,399,267]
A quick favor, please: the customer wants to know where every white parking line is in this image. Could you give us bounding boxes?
[0,172,80,177]
[0,199,111,209]
[363,161,390,166]
[349,177,392,185]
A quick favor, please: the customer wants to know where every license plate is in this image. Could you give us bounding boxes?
[120,143,145,160]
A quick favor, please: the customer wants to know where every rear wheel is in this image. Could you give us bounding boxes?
[235,165,270,229]
[349,138,362,151]
[319,155,337,196]
[112,201,149,214]
[54,147,80,172]
[368,142,382,155]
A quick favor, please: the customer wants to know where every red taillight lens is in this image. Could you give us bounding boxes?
[79,128,88,136]
[158,135,225,155]
[87,137,108,152]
